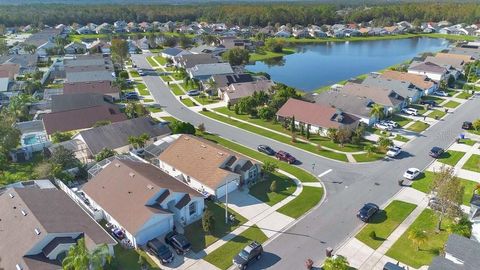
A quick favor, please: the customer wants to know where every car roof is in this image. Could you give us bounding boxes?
[431,147,442,151]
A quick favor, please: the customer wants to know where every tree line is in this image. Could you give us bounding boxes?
[1,3,479,28]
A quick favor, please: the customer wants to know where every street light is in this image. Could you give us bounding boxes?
[225,178,229,224]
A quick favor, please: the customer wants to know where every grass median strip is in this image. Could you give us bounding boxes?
[153,56,167,65]
[353,151,385,163]
[456,91,473,99]
[181,98,197,107]
[427,109,446,120]
[137,83,150,96]
[437,150,466,167]
[355,200,417,250]
[146,56,158,67]
[201,111,349,162]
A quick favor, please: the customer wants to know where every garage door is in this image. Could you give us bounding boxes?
[135,217,172,246]
[216,180,238,199]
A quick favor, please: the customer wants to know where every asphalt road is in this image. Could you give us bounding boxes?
[132,54,480,269]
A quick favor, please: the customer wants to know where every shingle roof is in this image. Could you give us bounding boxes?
[381,70,435,91]
[187,63,233,78]
[221,80,274,101]
[211,73,254,88]
[305,90,372,119]
[175,53,219,69]
[76,117,171,155]
[436,52,474,63]
[51,93,109,112]
[82,159,202,234]
[425,56,465,70]
[433,234,480,270]
[66,70,115,83]
[340,82,404,107]
[63,80,120,96]
[408,61,448,74]
[361,75,423,100]
[162,47,184,57]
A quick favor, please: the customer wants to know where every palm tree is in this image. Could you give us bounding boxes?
[62,238,111,270]
[323,255,350,270]
[128,135,140,149]
[137,133,150,148]
[377,137,393,152]
[408,229,428,251]
[364,144,377,157]
[370,104,385,120]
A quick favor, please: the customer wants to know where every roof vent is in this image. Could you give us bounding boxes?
[34,228,41,235]
[147,185,154,190]
[9,193,14,198]
[21,210,27,216]
[129,172,135,178]
[218,152,224,156]
[201,144,206,148]
[115,163,121,167]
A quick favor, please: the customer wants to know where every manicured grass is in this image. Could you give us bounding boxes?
[460,138,477,146]
[170,84,184,95]
[410,105,428,115]
[172,72,185,80]
[181,98,197,107]
[146,56,158,67]
[201,111,349,162]
[193,96,220,105]
[106,245,160,270]
[204,225,267,270]
[277,186,323,219]
[437,150,466,167]
[160,75,172,82]
[442,100,460,109]
[389,115,412,127]
[456,91,473,99]
[180,82,197,91]
[462,154,480,173]
[136,83,149,96]
[249,48,296,62]
[153,56,167,65]
[129,70,140,78]
[406,121,430,133]
[142,98,154,103]
[427,110,446,120]
[421,96,445,103]
[394,134,410,143]
[1,154,45,186]
[356,200,417,249]
[147,106,162,113]
[249,172,296,206]
[160,116,177,123]
[353,151,385,163]
[385,209,453,268]
[184,201,247,252]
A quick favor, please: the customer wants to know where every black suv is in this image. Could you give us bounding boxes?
[165,231,191,255]
[419,100,437,106]
[233,241,263,269]
[462,121,473,130]
[257,145,275,155]
[146,238,174,265]
[429,147,444,158]
[357,203,379,222]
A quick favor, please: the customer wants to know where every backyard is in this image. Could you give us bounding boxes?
[1,153,44,186]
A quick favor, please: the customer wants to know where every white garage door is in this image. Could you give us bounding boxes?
[216,180,238,199]
[135,218,172,247]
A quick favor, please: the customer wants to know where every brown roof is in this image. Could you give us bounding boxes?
[63,80,120,95]
[276,98,358,129]
[158,135,255,190]
[0,187,115,270]
[221,80,274,102]
[0,63,20,80]
[42,104,127,135]
[65,65,112,73]
[340,82,404,107]
[82,159,202,234]
[435,52,474,63]
[424,56,465,70]
[408,61,448,74]
[380,70,435,91]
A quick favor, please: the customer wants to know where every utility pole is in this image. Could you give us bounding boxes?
[225,178,228,224]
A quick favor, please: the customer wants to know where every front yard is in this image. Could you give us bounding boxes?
[462,154,480,173]
[160,75,172,82]
[406,121,430,133]
[355,200,417,249]
[427,109,446,120]
[352,151,385,163]
[437,150,466,167]
[106,245,160,270]
[153,56,167,65]
[389,114,413,127]
[442,100,460,109]
[184,201,247,252]
[136,83,150,96]
[249,172,297,206]
[170,84,184,95]
[277,186,323,219]
[130,70,140,78]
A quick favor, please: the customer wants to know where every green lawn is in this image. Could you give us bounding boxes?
[136,83,149,96]
[462,154,480,173]
[129,70,140,78]
[170,84,184,95]
[160,75,172,82]
[386,209,453,268]
[277,186,323,219]
[406,121,430,133]
[249,48,296,62]
[184,201,247,252]
[201,111,349,162]
[437,150,466,167]
[160,116,177,123]
[427,110,446,120]
[389,115,413,127]
[353,151,385,163]
[153,56,167,65]
[421,96,445,103]
[106,245,160,270]
[194,96,220,105]
[442,100,460,109]
[1,154,45,186]
[394,134,410,143]
[410,105,428,115]
[180,82,197,91]
[204,225,268,270]
[172,72,185,80]
[356,200,417,249]
[147,106,162,113]
[460,138,477,146]
[181,98,197,107]
[146,56,158,67]
[143,98,154,103]
[456,91,473,99]
[249,172,296,206]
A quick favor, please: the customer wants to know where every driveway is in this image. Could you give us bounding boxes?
[131,54,480,269]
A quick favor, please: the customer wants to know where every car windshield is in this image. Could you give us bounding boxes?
[406,170,413,174]
[239,250,250,260]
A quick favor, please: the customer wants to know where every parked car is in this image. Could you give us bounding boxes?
[275,151,296,164]
[233,241,263,269]
[357,203,379,222]
[386,146,402,158]
[462,121,473,130]
[111,228,125,240]
[420,100,437,106]
[383,120,398,128]
[375,122,392,131]
[146,238,174,265]
[429,147,444,158]
[257,145,275,155]
[187,90,200,96]
[403,168,420,180]
[165,232,191,255]
[124,92,139,100]
[383,262,406,270]
[138,69,145,76]
[434,91,448,97]
[402,107,418,116]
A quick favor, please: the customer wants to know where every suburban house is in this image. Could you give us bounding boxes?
[339,82,405,113]
[0,183,116,270]
[64,54,115,83]
[189,44,226,56]
[218,79,274,104]
[73,116,171,157]
[276,98,360,136]
[468,193,480,242]
[218,36,254,50]
[274,30,291,38]
[82,158,204,248]
[361,74,424,103]
[50,93,110,112]
[42,104,127,137]
[304,90,375,125]
[22,28,62,58]
[423,55,466,78]
[209,73,254,89]
[64,42,87,54]
[156,135,261,198]
[408,61,448,82]
[186,62,234,81]
[173,53,219,69]
[429,234,480,270]
[380,70,438,95]
[63,80,120,100]
[0,54,38,75]
[449,46,480,60]
[435,52,474,63]
[161,47,191,59]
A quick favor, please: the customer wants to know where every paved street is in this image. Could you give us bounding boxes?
[132,54,480,269]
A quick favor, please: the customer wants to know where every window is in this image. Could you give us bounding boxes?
[189,202,196,216]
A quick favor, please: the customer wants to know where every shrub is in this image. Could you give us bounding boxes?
[369,231,377,239]
[202,209,215,234]
[270,180,278,193]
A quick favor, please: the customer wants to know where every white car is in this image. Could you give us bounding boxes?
[434,91,448,97]
[383,120,398,128]
[402,108,418,116]
[375,122,392,131]
[386,146,402,158]
[403,168,421,180]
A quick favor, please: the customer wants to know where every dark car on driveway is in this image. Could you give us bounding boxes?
[429,147,444,158]
[146,238,174,265]
[357,203,379,222]
[257,145,275,155]
[275,151,296,164]
[420,99,437,106]
[233,241,263,269]
[462,121,473,130]
[165,232,191,255]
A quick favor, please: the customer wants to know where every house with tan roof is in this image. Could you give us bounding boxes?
[436,52,474,63]
[82,158,204,248]
[156,135,261,198]
[339,82,405,113]
[0,182,116,270]
[380,70,438,95]
[218,80,274,104]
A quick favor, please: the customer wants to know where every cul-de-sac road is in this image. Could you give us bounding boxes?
[132,53,480,270]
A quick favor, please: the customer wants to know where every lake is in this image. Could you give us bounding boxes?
[246,37,451,92]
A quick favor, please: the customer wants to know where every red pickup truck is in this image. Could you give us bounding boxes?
[275,151,296,164]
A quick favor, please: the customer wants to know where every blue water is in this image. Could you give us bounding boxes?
[23,135,41,145]
[246,37,451,91]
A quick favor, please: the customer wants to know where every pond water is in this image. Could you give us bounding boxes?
[246,37,451,91]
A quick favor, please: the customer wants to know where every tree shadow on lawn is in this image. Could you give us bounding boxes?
[439,152,451,160]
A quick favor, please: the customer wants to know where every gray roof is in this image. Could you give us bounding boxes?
[64,54,113,68]
[14,120,45,134]
[211,73,254,88]
[429,257,464,270]
[162,47,184,57]
[66,70,115,83]
[24,28,61,47]
[175,53,219,69]
[408,61,447,74]
[449,47,480,59]
[76,117,171,155]
[0,54,38,69]
[430,234,480,270]
[187,63,234,78]
[51,93,109,112]
[361,75,423,100]
[305,90,372,119]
